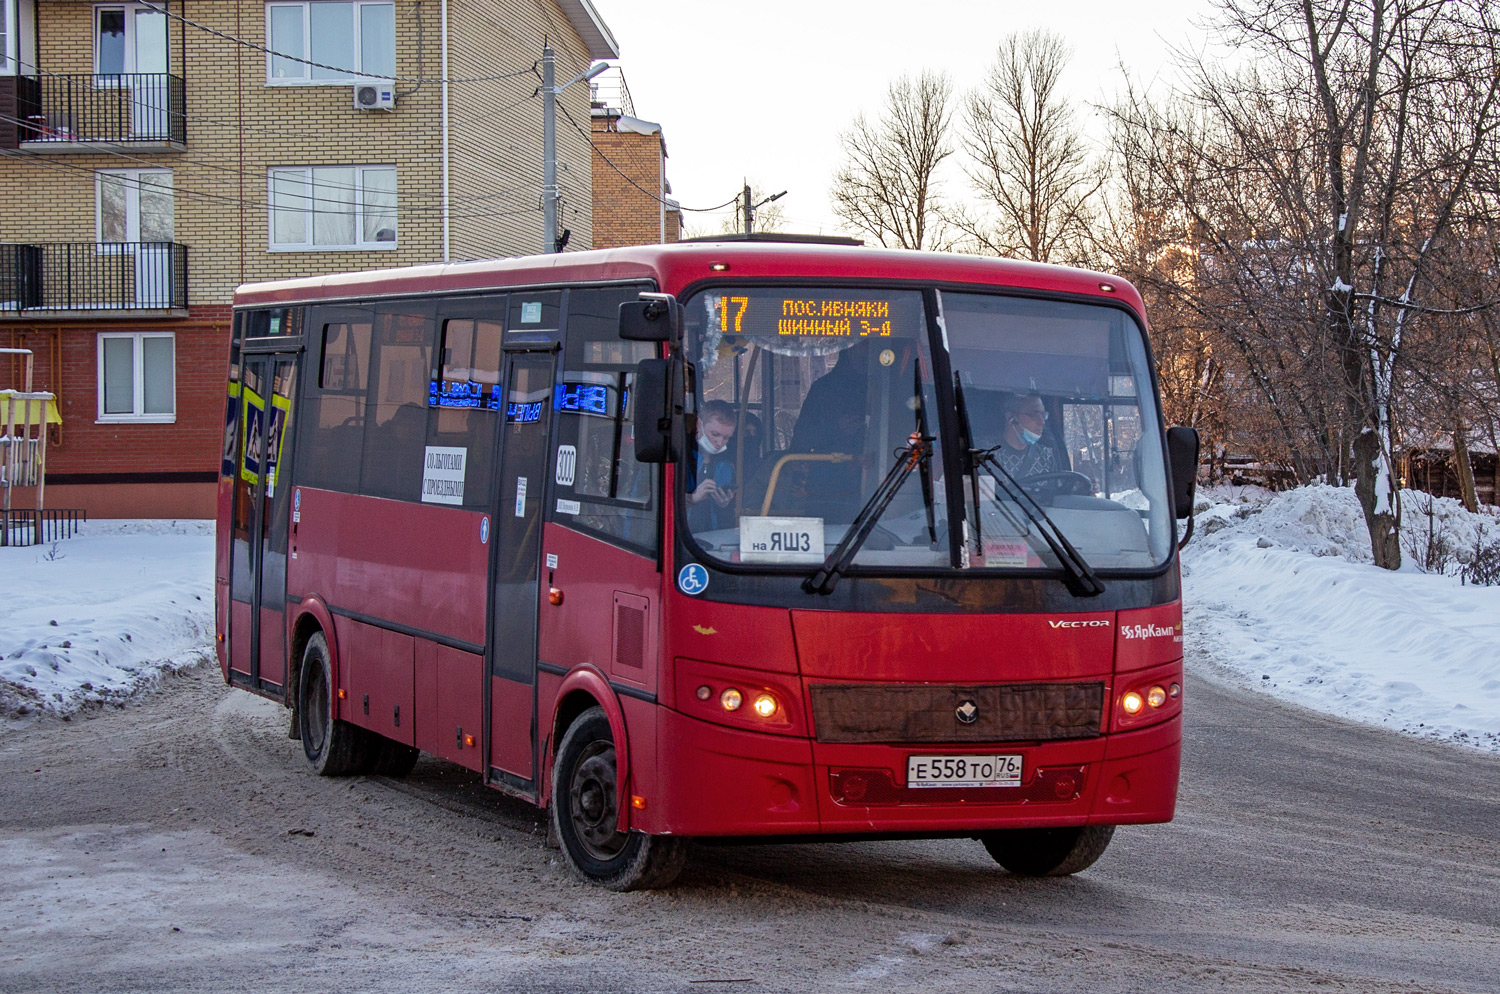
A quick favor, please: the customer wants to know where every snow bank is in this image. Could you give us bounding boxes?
[0,521,215,717]
[1185,484,1500,752]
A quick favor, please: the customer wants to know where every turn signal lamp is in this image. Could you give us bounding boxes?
[1169,682,1181,698]
[696,685,713,701]
[1121,691,1144,715]
[337,688,347,700]
[710,262,730,271]
[1147,685,1168,708]
[752,693,778,718]
[720,688,743,712]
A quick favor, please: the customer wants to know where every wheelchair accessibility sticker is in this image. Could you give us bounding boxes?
[677,563,709,596]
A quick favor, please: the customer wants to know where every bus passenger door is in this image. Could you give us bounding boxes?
[227,351,300,695]
[487,349,556,790]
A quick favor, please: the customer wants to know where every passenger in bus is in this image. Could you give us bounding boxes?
[790,344,873,521]
[686,400,738,531]
[997,392,1061,478]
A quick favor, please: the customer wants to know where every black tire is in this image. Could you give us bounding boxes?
[979,824,1115,876]
[297,632,373,776]
[369,737,420,777]
[551,706,688,891]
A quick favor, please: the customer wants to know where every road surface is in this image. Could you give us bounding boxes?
[2,648,1497,993]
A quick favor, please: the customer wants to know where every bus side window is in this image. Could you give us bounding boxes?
[361,304,435,502]
[299,313,371,494]
[552,286,658,554]
[426,309,504,508]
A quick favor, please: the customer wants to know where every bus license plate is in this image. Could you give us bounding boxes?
[906,754,1022,788]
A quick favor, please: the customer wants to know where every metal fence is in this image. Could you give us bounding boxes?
[0,242,188,312]
[16,73,186,145]
[0,508,86,548]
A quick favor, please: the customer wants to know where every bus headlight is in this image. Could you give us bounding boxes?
[1121,691,1144,715]
[752,693,778,718]
[1147,685,1167,708]
[720,688,743,712]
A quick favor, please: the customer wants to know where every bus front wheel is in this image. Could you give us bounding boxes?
[297,632,372,776]
[979,825,1115,876]
[551,706,688,891]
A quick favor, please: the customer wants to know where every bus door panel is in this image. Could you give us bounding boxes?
[488,349,557,786]
[228,350,300,695]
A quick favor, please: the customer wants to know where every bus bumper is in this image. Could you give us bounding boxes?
[648,708,1180,837]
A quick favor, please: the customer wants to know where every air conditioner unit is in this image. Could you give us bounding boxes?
[353,81,395,111]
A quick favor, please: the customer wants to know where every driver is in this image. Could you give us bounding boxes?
[997,392,1060,478]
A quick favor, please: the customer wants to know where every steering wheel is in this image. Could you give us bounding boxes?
[1018,471,1094,498]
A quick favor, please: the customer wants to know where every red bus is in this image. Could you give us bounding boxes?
[216,241,1199,890]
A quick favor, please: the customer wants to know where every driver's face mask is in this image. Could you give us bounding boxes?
[1019,426,1042,445]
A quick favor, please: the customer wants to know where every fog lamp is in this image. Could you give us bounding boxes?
[1147,685,1167,708]
[720,688,743,712]
[1122,691,1144,715]
[752,693,778,718]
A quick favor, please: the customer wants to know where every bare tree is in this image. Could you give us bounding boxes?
[958,30,1103,264]
[1107,0,1500,569]
[830,71,956,249]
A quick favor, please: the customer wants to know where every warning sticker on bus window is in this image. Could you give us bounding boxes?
[421,446,467,505]
[983,539,1039,568]
[739,516,825,564]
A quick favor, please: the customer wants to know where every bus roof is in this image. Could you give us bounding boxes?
[232,242,1146,318]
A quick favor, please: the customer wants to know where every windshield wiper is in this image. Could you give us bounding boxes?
[953,375,1103,598]
[970,448,1105,597]
[804,431,934,595]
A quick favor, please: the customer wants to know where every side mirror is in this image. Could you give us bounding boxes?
[1166,425,1200,547]
[619,295,680,342]
[632,358,674,462]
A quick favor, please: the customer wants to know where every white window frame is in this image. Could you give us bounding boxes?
[264,1,395,84]
[93,3,168,81]
[95,167,174,251]
[97,331,176,423]
[1,0,17,75]
[267,164,398,251]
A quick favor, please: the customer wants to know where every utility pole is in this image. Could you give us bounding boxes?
[542,45,559,254]
[541,46,609,253]
[739,183,786,238]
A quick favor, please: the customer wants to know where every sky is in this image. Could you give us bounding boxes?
[587,0,1217,238]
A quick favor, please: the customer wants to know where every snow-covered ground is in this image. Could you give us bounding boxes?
[0,520,214,716]
[1184,484,1500,753]
[3,488,1498,753]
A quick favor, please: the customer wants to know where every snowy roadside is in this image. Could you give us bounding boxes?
[4,490,1499,755]
[0,520,215,718]
[1183,484,1500,753]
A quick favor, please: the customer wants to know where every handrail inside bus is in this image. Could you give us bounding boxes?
[758,452,854,517]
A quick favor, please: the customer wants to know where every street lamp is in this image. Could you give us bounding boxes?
[543,47,609,253]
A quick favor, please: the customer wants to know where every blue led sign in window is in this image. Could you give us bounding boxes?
[554,382,611,416]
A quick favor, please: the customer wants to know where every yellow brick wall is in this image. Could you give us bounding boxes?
[0,0,594,306]
[446,0,593,260]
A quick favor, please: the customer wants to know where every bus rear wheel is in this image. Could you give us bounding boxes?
[552,706,688,891]
[979,825,1115,876]
[297,632,372,776]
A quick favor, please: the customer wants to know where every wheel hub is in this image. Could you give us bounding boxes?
[569,742,626,859]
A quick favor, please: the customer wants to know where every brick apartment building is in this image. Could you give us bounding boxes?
[589,69,679,248]
[0,0,616,518]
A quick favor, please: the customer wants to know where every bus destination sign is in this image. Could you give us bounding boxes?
[714,293,901,339]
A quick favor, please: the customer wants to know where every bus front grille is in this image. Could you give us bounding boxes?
[810,681,1104,744]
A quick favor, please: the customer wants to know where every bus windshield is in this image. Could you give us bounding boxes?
[681,285,1174,575]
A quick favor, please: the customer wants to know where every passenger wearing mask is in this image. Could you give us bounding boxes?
[686,400,738,531]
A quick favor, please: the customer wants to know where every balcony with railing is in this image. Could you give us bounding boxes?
[8,73,186,150]
[0,242,189,314]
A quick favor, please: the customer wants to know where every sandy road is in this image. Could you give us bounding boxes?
[2,650,1498,994]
